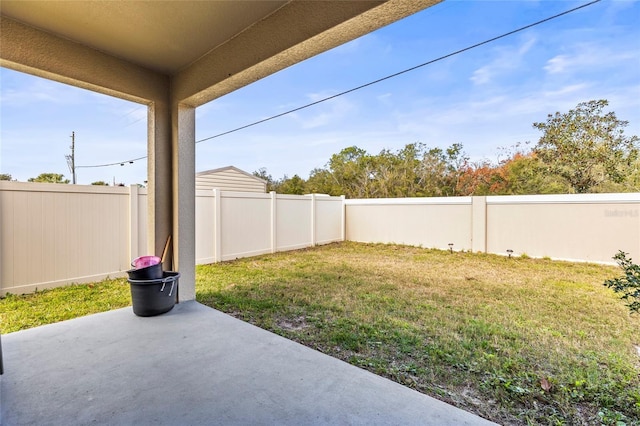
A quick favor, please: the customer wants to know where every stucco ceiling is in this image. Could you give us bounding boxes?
[0,0,289,75]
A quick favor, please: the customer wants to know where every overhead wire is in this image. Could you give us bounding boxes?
[75,0,601,169]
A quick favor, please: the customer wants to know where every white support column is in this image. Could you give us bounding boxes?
[270,191,277,253]
[214,189,222,262]
[147,100,173,264]
[172,103,196,301]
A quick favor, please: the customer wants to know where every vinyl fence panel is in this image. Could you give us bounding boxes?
[276,195,313,252]
[194,191,345,265]
[0,182,133,294]
[195,189,216,265]
[485,194,640,263]
[345,194,640,264]
[315,195,345,245]
[345,197,473,251]
[219,192,272,261]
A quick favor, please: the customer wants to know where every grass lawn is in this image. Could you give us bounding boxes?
[2,242,639,425]
[1,277,131,332]
[195,242,640,425]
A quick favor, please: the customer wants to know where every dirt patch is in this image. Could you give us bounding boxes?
[276,316,309,331]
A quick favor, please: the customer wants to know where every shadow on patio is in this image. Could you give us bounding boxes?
[1,301,494,425]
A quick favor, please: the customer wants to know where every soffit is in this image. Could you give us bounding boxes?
[0,0,289,75]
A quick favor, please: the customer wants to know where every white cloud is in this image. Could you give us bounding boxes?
[288,92,356,129]
[470,66,492,85]
[377,93,393,103]
[542,83,590,98]
[1,83,69,106]
[518,36,536,56]
[0,71,98,107]
[470,35,537,85]
[544,42,638,76]
[543,54,570,74]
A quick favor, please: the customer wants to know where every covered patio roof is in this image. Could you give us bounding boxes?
[0,0,441,299]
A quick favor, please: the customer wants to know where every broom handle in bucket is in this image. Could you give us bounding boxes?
[161,235,171,265]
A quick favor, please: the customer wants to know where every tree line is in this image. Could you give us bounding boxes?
[254,100,639,197]
[3,100,638,195]
[0,172,113,185]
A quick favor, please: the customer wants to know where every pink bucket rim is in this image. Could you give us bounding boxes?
[132,255,161,268]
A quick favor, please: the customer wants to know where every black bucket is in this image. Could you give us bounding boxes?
[126,262,162,280]
[128,272,179,317]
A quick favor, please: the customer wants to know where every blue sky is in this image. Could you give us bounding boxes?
[1,0,639,185]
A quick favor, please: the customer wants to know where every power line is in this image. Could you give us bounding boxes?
[76,0,600,169]
[76,156,145,169]
[196,0,600,145]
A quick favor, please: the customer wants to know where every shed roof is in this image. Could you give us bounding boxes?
[196,166,267,184]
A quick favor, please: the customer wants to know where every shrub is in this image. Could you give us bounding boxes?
[604,251,640,314]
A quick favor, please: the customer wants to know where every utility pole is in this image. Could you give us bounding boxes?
[65,131,76,184]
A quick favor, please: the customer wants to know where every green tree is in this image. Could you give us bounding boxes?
[28,173,70,184]
[253,168,279,192]
[278,174,307,195]
[496,153,571,195]
[325,146,376,198]
[306,168,342,195]
[372,144,421,198]
[0,173,12,181]
[621,157,640,191]
[533,100,639,193]
[91,181,109,186]
[308,143,473,199]
[417,143,468,197]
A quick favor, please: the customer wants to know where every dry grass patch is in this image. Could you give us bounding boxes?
[196,242,640,425]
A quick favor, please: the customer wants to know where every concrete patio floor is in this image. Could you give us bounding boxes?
[1,301,495,425]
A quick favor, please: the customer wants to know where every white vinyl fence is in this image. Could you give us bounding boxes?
[0,182,344,295]
[0,182,139,295]
[345,193,640,264]
[195,190,344,264]
[2,181,638,296]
